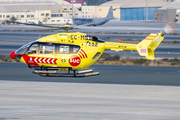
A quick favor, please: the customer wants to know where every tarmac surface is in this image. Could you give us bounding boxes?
[1,63,180,86]
[0,81,180,120]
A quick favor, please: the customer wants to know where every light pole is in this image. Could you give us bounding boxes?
[146,0,148,21]
[71,0,75,18]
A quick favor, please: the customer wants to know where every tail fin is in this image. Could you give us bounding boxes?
[136,32,164,60]
[106,6,114,19]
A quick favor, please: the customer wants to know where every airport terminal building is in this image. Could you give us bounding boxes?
[0,0,173,25]
[154,1,180,23]
[0,0,80,24]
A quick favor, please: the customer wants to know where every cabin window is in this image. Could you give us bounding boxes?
[40,44,54,54]
[92,52,101,59]
[58,45,80,54]
[59,45,69,53]
[73,46,79,53]
[27,44,39,54]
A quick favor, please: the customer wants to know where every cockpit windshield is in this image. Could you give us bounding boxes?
[15,41,36,55]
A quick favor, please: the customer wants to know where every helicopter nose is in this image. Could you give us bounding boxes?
[9,51,16,59]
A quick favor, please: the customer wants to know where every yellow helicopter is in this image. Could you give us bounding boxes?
[9,24,170,77]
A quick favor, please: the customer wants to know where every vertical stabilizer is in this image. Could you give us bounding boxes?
[106,6,114,19]
[136,32,164,60]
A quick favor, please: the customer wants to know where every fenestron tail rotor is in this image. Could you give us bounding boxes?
[163,21,176,35]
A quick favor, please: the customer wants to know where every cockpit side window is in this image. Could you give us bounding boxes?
[27,43,39,54]
[40,43,54,54]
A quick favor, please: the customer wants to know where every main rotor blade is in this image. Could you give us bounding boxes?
[7,20,77,31]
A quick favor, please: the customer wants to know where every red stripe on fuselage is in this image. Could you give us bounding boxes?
[78,54,82,59]
[22,55,57,66]
[81,49,88,58]
[79,51,85,59]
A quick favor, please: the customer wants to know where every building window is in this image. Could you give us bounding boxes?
[41,13,44,16]
[46,13,49,16]
[70,8,72,10]
[27,15,30,18]
[51,20,55,22]
[64,8,67,10]
[99,9,101,11]
[51,14,59,17]
[21,15,24,18]
[60,14,63,17]
[6,15,10,18]
[31,15,34,17]
[57,20,60,22]
[3,15,5,17]
[0,15,2,18]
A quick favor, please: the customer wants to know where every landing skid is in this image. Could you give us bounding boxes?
[32,68,99,77]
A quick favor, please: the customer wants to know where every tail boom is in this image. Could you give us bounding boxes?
[104,32,164,60]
